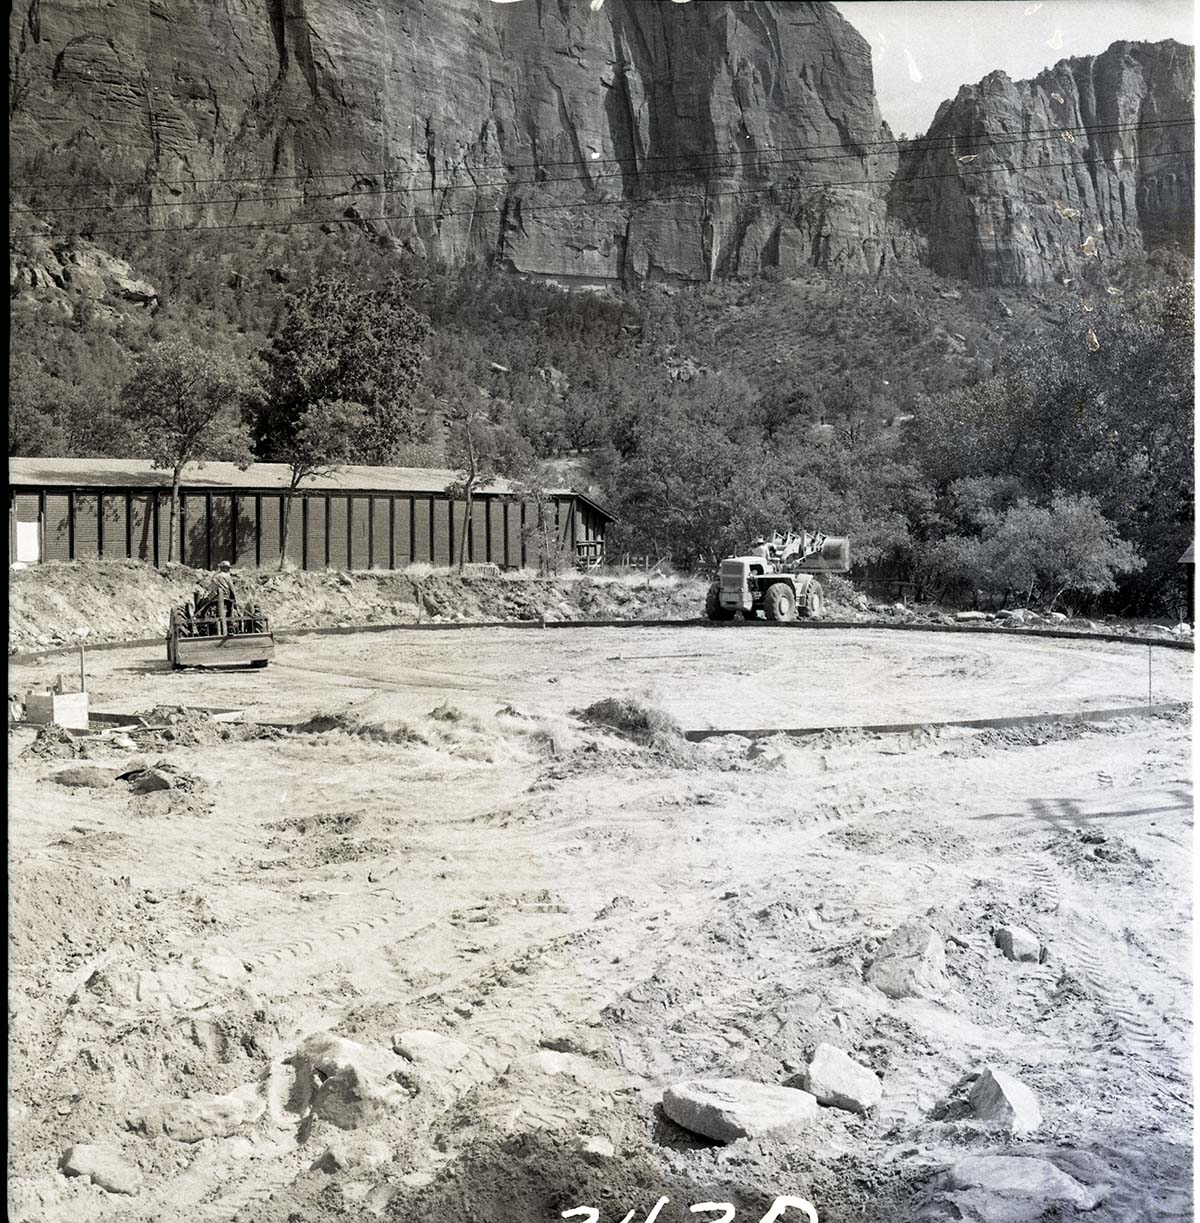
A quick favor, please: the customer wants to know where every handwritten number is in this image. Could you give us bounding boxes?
[759,1196,819,1223]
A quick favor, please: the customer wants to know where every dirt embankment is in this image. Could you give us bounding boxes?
[8,562,718,653]
[10,561,1190,656]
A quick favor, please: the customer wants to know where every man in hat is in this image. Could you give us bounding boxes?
[205,561,237,623]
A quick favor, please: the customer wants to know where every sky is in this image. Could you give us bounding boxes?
[833,1,1196,134]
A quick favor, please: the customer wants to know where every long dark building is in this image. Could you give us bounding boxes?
[8,459,613,571]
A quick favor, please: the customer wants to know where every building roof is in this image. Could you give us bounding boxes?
[9,457,614,521]
[1181,543,1195,564]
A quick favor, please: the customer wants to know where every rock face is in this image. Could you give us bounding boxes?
[892,39,1194,285]
[9,0,893,285]
[9,3,1190,288]
[662,1078,818,1142]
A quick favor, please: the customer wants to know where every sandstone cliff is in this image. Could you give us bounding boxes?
[9,0,894,283]
[8,1,1193,288]
[889,39,1194,285]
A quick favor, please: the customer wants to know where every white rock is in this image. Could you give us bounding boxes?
[1047,611,1068,623]
[128,1082,264,1143]
[662,1078,817,1142]
[61,1144,142,1195]
[575,1134,615,1162]
[936,1154,1103,1220]
[289,1033,409,1130]
[865,922,949,999]
[392,1029,506,1100]
[994,925,1042,963]
[969,1068,1042,1135]
[800,1043,882,1114]
[997,608,1025,623]
[955,611,988,622]
[315,1136,391,1174]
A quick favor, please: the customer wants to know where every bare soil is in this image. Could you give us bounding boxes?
[7,627,1193,1223]
[7,562,714,654]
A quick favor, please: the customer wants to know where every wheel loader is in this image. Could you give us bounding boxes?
[166,585,274,669]
[705,530,850,622]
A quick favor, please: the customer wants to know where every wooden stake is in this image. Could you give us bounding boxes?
[79,642,86,693]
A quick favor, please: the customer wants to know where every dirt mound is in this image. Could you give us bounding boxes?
[20,724,85,760]
[9,866,152,969]
[576,696,695,766]
[8,561,714,653]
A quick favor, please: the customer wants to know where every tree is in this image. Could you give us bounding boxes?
[924,493,1144,609]
[445,402,494,574]
[272,398,367,570]
[120,337,258,562]
[258,275,431,465]
[445,387,536,572]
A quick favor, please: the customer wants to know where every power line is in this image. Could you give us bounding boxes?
[11,119,1193,217]
[9,115,1192,195]
[10,147,1191,241]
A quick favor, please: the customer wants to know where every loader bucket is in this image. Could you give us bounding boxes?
[172,634,275,669]
[794,537,851,573]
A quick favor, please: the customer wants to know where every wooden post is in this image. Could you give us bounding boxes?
[1148,643,1153,707]
[79,643,86,693]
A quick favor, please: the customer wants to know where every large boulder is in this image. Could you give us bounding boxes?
[128,1083,263,1143]
[968,1068,1042,1135]
[289,1033,409,1130]
[662,1079,818,1143]
[865,922,949,999]
[922,1154,1106,1221]
[799,1044,882,1114]
[60,1143,142,1195]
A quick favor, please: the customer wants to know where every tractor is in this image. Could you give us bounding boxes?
[166,585,274,669]
[705,530,851,622]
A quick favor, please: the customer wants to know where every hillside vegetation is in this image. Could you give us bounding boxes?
[8,225,1194,615]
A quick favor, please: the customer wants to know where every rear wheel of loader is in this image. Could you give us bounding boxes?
[705,582,734,621]
[803,581,824,620]
[763,583,797,622]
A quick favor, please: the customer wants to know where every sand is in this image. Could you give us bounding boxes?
[7,626,1192,1222]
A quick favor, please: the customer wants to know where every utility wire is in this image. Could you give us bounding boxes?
[8,115,1192,194]
[10,147,1191,241]
[10,119,1193,217]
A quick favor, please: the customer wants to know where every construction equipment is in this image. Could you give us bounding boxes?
[705,530,851,622]
[166,584,274,669]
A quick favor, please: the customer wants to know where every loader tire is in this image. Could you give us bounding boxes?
[802,581,824,620]
[705,582,734,621]
[763,583,797,622]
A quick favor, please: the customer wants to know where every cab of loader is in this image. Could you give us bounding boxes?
[705,530,851,623]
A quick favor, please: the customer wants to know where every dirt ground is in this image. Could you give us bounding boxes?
[7,626,1193,1223]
